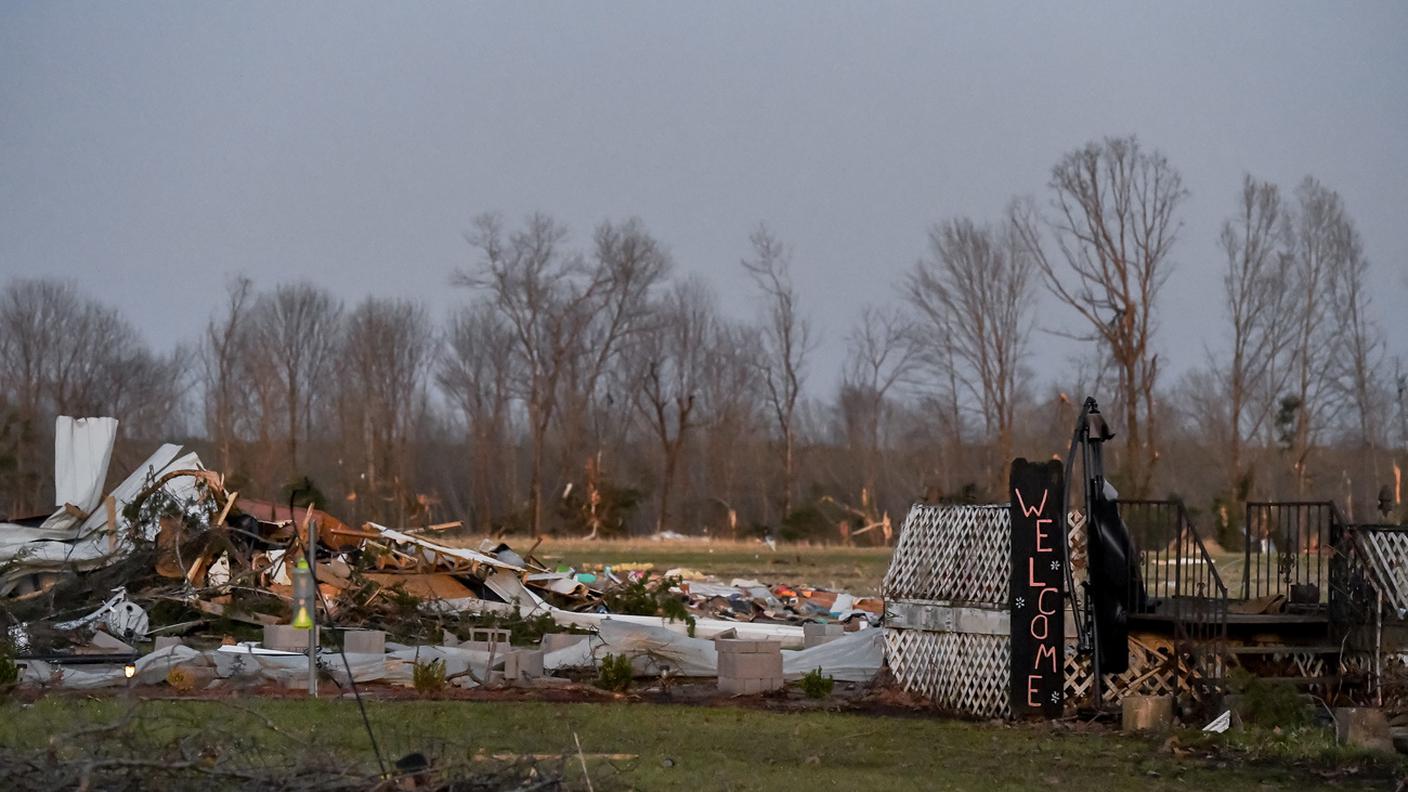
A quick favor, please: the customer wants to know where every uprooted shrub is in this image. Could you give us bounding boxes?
[595,653,633,692]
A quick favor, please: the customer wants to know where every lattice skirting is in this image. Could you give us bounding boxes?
[885,629,1213,717]
[1065,634,1191,705]
[885,628,1011,719]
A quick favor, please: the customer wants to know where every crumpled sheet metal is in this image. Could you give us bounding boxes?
[20,644,205,690]
[51,416,119,524]
[0,446,206,596]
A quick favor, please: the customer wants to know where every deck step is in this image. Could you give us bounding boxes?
[1227,645,1341,656]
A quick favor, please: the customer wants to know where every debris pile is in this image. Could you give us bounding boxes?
[0,416,884,694]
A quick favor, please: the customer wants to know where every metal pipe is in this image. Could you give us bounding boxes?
[308,517,318,697]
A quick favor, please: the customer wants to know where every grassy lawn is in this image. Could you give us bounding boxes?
[517,537,894,595]
[0,696,1397,791]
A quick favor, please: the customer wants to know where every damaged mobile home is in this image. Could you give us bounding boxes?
[1,416,882,694]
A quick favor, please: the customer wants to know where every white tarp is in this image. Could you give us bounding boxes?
[53,416,118,515]
[20,644,204,690]
[544,618,883,683]
[781,628,883,682]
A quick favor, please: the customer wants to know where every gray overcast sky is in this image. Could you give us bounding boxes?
[2,1,1405,397]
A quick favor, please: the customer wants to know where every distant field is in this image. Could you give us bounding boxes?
[512,537,894,595]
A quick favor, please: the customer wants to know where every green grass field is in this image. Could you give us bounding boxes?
[1,696,1397,791]
[515,537,894,595]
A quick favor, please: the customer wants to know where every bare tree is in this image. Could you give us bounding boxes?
[0,278,190,512]
[439,301,519,531]
[456,213,616,536]
[697,322,765,537]
[632,277,716,533]
[558,218,671,492]
[1214,175,1294,499]
[251,282,343,477]
[742,224,813,521]
[1012,136,1187,496]
[341,297,436,524]
[907,215,1036,493]
[201,276,255,474]
[839,304,917,509]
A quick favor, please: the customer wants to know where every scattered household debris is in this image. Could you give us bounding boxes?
[0,416,885,695]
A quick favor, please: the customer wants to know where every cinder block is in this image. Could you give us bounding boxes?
[1335,707,1395,753]
[718,652,782,679]
[264,624,317,652]
[541,633,589,653]
[343,629,385,655]
[803,623,844,648]
[714,638,782,654]
[467,627,512,645]
[504,649,544,680]
[719,675,782,695]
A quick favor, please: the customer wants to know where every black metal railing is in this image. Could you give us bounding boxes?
[1243,501,1345,602]
[1330,523,1400,644]
[1119,499,1230,691]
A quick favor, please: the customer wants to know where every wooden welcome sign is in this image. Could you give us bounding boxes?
[1009,458,1066,718]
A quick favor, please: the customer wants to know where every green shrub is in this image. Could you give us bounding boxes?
[800,667,834,699]
[1227,668,1313,729]
[412,657,446,694]
[596,653,634,692]
[0,644,17,693]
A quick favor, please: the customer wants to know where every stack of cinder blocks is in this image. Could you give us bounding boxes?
[716,638,783,695]
[803,622,844,648]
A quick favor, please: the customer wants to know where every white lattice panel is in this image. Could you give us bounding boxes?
[884,504,1011,604]
[1356,529,1408,616]
[885,628,1012,718]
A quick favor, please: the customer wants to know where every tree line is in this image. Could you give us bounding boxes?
[2,135,1404,544]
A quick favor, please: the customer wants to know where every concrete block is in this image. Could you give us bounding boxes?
[504,649,544,680]
[466,627,512,645]
[803,623,844,648]
[1121,695,1174,733]
[153,636,184,652]
[718,652,783,679]
[264,624,317,652]
[343,629,385,655]
[719,675,782,695]
[541,633,589,653]
[714,638,782,655]
[1335,707,1395,753]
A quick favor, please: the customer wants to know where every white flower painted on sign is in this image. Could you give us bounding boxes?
[1014,596,1026,609]
[1050,560,1062,571]
[1050,691,1061,704]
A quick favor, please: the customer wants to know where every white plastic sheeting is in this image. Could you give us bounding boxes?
[20,644,204,690]
[544,618,884,683]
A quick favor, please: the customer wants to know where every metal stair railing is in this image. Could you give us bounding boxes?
[1119,499,1230,694]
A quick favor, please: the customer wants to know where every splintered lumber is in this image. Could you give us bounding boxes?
[185,597,280,626]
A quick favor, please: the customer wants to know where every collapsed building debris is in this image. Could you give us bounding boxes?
[0,416,884,694]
